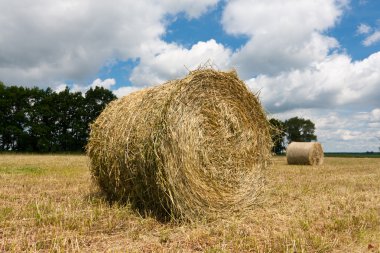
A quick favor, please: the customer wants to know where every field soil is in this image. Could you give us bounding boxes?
[0,154,379,252]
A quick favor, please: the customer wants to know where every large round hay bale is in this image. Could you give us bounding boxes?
[286,142,324,165]
[86,69,272,221]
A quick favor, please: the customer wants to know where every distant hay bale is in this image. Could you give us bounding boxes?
[286,142,324,165]
[86,69,272,221]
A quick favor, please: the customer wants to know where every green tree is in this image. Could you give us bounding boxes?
[52,87,86,152]
[26,87,57,152]
[0,85,30,151]
[0,82,6,150]
[0,82,117,152]
[19,87,43,151]
[84,86,116,126]
[269,118,286,154]
[284,117,317,144]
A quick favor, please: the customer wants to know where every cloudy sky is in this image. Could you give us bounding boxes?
[1,0,380,152]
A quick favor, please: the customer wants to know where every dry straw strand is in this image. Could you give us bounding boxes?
[86,69,272,221]
[286,142,324,166]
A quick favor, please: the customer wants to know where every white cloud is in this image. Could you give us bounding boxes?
[357,23,372,35]
[54,84,69,93]
[357,23,380,47]
[89,78,116,90]
[130,39,232,86]
[70,78,116,94]
[363,30,380,46]
[222,0,346,36]
[233,32,339,78]
[247,52,380,113]
[337,129,362,141]
[222,0,347,78]
[0,0,219,87]
[370,108,380,121]
[113,86,142,98]
[358,108,380,122]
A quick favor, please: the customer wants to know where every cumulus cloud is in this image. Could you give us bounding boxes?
[222,0,345,36]
[222,0,347,78]
[130,39,232,86]
[247,52,380,113]
[113,86,142,98]
[0,0,218,87]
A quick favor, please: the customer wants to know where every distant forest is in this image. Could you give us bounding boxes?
[0,81,116,152]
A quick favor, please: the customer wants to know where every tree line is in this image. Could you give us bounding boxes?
[0,81,116,152]
[269,117,317,154]
[1,80,316,153]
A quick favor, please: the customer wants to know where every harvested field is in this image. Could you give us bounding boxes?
[0,154,379,252]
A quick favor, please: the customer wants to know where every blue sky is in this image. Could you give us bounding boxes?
[328,0,380,60]
[163,2,248,51]
[100,0,380,88]
[0,0,380,152]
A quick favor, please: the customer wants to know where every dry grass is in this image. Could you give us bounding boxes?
[0,154,379,252]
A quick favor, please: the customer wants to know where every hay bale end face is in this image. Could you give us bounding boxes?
[286,142,324,165]
[86,69,272,221]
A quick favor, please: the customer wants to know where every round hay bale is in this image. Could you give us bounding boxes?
[286,142,324,165]
[86,69,272,221]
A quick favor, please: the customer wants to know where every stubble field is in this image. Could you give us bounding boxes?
[0,154,379,252]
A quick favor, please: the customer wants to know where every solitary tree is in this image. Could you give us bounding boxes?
[284,117,317,144]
